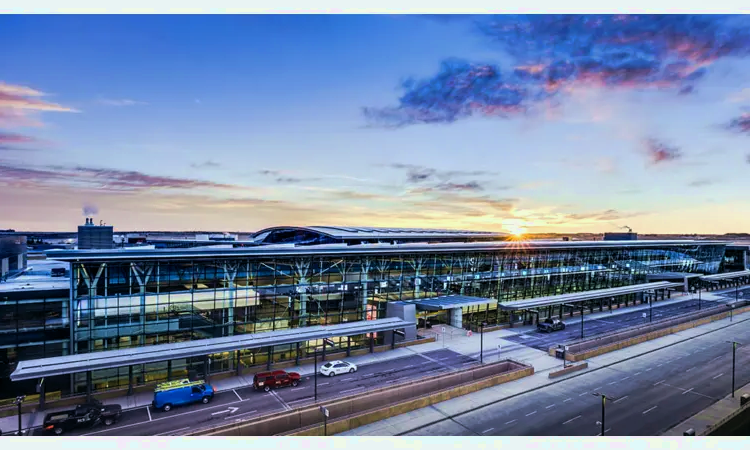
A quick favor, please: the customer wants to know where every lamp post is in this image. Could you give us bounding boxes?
[480,322,486,364]
[592,392,616,436]
[313,347,318,402]
[580,304,585,339]
[15,395,25,436]
[727,341,742,398]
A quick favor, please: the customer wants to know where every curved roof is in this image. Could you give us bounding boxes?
[251,226,508,241]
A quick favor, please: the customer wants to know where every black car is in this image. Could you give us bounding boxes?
[42,399,122,435]
[537,318,566,333]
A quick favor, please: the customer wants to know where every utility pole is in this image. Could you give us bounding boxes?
[727,341,742,398]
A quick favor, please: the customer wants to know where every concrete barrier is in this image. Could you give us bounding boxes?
[190,359,533,437]
[558,303,750,362]
[548,362,588,379]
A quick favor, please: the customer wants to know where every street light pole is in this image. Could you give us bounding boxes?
[580,304,584,339]
[592,392,614,436]
[314,348,318,402]
[15,395,25,436]
[480,322,486,364]
[727,341,741,398]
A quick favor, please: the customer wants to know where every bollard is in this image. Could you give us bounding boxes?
[683,428,695,436]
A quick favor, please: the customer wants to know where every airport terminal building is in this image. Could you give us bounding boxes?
[0,226,732,399]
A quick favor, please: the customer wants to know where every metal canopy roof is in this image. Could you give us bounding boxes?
[496,281,683,311]
[10,318,415,381]
[404,295,498,311]
[46,239,730,262]
[646,272,702,280]
[700,270,750,281]
[252,226,507,240]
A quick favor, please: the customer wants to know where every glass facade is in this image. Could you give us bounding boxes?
[0,241,727,399]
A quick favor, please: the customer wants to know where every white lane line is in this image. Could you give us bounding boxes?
[404,365,414,369]
[654,380,666,386]
[682,388,695,395]
[291,387,307,391]
[146,406,152,421]
[233,389,243,401]
[439,357,451,361]
[319,382,330,386]
[269,390,292,411]
[596,428,612,436]
[563,415,581,425]
[287,398,314,405]
[657,364,663,367]
[421,361,432,365]
[594,386,603,391]
[525,410,537,416]
[341,377,354,381]
[225,409,258,420]
[579,392,588,396]
[563,398,572,403]
[505,419,517,425]
[713,373,724,379]
[341,386,365,394]
[614,395,628,404]
[645,368,653,372]
[686,367,695,372]
[607,381,618,385]
[643,406,658,415]
[483,427,495,434]
[620,376,630,381]
[634,372,642,376]
[154,426,190,436]
[546,404,556,409]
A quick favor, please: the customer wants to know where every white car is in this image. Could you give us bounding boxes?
[319,360,358,377]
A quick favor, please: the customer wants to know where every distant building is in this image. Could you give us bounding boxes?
[0,235,27,279]
[604,232,638,241]
[77,218,114,250]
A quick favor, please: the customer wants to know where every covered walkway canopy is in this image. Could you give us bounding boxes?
[403,295,497,311]
[497,281,682,311]
[10,318,414,381]
[700,270,750,282]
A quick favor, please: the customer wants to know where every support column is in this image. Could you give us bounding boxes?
[203,357,210,382]
[167,360,172,381]
[559,304,563,319]
[450,308,463,329]
[266,347,273,370]
[322,341,327,362]
[369,334,375,353]
[346,337,351,357]
[236,351,242,376]
[295,342,300,366]
[599,299,603,312]
[86,371,92,402]
[37,378,46,411]
[128,366,134,396]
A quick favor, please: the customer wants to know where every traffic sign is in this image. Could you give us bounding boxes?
[319,406,329,417]
[642,313,647,318]
[442,327,446,333]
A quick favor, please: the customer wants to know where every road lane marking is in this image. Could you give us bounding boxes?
[225,409,258,420]
[341,387,365,394]
[657,364,663,367]
[546,404,555,409]
[505,419,517,425]
[607,381,617,385]
[563,398,572,403]
[154,426,190,436]
[525,411,537,416]
[233,389,243,401]
[654,380,665,386]
[642,406,658,415]
[682,388,695,395]
[620,376,630,381]
[291,387,307,391]
[439,357,451,361]
[319,382,329,386]
[563,415,581,425]
[579,392,588,396]
[614,396,628,404]
[342,378,354,381]
[422,361,432,365]
[269,390,292,411]
[713,373,724,379]
[596,428,612,436]
[686,367,695,372]
[483,428,495,434]
[146,406,152,421]
[634,372,642,376]
[404,365,414,369]
[645,368,652,372]
[594,386,603,391]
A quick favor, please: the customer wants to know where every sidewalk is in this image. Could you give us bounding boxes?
[0,290,733,435]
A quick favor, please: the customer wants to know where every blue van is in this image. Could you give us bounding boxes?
[152,379,215,412]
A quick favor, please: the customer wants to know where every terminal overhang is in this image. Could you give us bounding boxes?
[10,317,415,381]
[496,281,683,311]
[700,270,750,281]
[403,295,498,311]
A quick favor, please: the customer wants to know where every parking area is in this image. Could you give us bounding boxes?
[22,348,478,436]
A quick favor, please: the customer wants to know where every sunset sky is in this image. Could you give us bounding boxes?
[2,14,750,234]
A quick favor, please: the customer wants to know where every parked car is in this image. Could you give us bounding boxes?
[42,399,122,435]
[253,370,301,392]
[320,360,358,377]
[537,318,566,333]
[152,379,215,412]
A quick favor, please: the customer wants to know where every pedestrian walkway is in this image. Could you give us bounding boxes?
[0,289,736,435]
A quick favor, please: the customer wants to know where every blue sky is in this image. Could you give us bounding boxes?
[1,14,750,233]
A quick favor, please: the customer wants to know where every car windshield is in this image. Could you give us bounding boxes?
[323,363,333,368]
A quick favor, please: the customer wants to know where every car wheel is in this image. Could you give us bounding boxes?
[292,380,299,387]
[54,427,63,435]
[104,418,114,426]
[264,386,270,392]
[202,396,210,404]
[328,372,335,377]
[349,368,355,373]
[163,404,172,412]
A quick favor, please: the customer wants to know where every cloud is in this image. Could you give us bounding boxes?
[97,98,147,107]
[0,162,246,193]
[82,203,99,216]
[644,137,682,164]
[727,88,750,103]
[688,179,716,187]
[190,160,221,169]
[385,163,497,183]
[726,112,750,134]
[366,15,750,127]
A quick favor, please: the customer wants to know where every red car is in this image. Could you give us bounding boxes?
[253,370,301,392]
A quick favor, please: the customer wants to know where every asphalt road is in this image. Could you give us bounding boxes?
[26,348,477,436]
[402,315,750,436]
[505,298,719,352]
